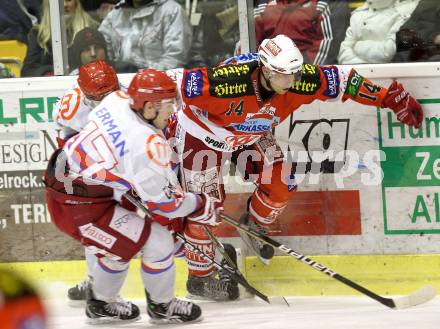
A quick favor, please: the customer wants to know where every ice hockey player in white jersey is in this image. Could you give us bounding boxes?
[52,60,123,306]
[53,60,121,140]
[45,69,222,324]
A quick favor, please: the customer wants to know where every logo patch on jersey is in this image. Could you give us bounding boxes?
[211,64,251,78]
[146,133,170,167]
[184,70,203,98]
[345,70,363,98]
[207,62,257,98]
[322,67,340,98]
[290,64,321,95]
[204,136,232,151]
[231,118,276,133]
[225,135,260,148]
[213,83,248,98]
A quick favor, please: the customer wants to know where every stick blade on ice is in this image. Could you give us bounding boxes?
[392,285,437,309]
[268,296,290,307]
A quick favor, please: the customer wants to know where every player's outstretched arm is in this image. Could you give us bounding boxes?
[341,68,423,128]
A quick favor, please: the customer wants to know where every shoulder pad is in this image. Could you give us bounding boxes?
[207,61,258,98]
[289,64,322,95]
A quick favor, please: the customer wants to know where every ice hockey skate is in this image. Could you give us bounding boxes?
[67,279,90,307]
[85,286,140,325]
[186,243,240,301]
[239,212,275,265]
[146,291,202,324]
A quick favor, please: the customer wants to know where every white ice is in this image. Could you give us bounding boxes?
[44,284,440,329]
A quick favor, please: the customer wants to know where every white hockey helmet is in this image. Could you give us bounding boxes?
[258,35,303,75]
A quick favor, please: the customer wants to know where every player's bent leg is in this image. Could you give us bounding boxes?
[184,221,239,301]
[241,161,296,264]
[141,221,202,324]
[81,206,151,325]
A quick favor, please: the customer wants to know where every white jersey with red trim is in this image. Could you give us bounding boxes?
[53,83,128,139]
[62,90,199,219]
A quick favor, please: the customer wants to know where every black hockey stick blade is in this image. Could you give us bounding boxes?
[220,213,436,309]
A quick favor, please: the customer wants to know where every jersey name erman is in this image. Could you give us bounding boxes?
[95,107,129,157]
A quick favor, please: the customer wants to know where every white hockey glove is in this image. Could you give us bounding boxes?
[187,193,222,226]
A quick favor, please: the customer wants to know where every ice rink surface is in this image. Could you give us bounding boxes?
[45,284,440,329]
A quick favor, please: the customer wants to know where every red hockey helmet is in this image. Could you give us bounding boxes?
[77,60,119,101]
[127,69,177,111]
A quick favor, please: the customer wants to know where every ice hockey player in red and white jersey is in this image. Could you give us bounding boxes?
[52,60,123,306]
[53,60,121,140]
[45,69,221,324]
[165,34,423,299]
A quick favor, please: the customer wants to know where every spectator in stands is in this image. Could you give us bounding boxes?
[337,0,419,64]
[254,0,345,65]
[95,1,118,21]
[21,0,98,77]
[188,2,239,67]
[80,0,119,22]
[393,0,440,62]
[98,0,192,70]
[69,27,106,73]
[0,0,41,44]
[68,27,138,74]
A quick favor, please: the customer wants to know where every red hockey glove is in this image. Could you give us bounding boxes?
[187,193,222,226]
[382,81,423,128]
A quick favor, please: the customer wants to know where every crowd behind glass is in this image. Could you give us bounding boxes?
[0,0,439,78]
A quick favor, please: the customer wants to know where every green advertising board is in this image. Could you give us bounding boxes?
[379,99,440,234]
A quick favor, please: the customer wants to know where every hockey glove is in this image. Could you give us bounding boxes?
[382,81,423,128]
[187,193,222,226]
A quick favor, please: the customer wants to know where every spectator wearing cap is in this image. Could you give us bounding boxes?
[69,27,107,73]
[68,27,138,74]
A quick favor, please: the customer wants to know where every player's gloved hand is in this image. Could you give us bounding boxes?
[187,193,222,226]
[382,81,423,128]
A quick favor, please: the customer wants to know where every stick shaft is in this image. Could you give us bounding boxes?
[221,213,396,308]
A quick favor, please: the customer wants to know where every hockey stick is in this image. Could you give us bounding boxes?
[220,213,436,309]
[122,192,273,304]
[203,226,288,305]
